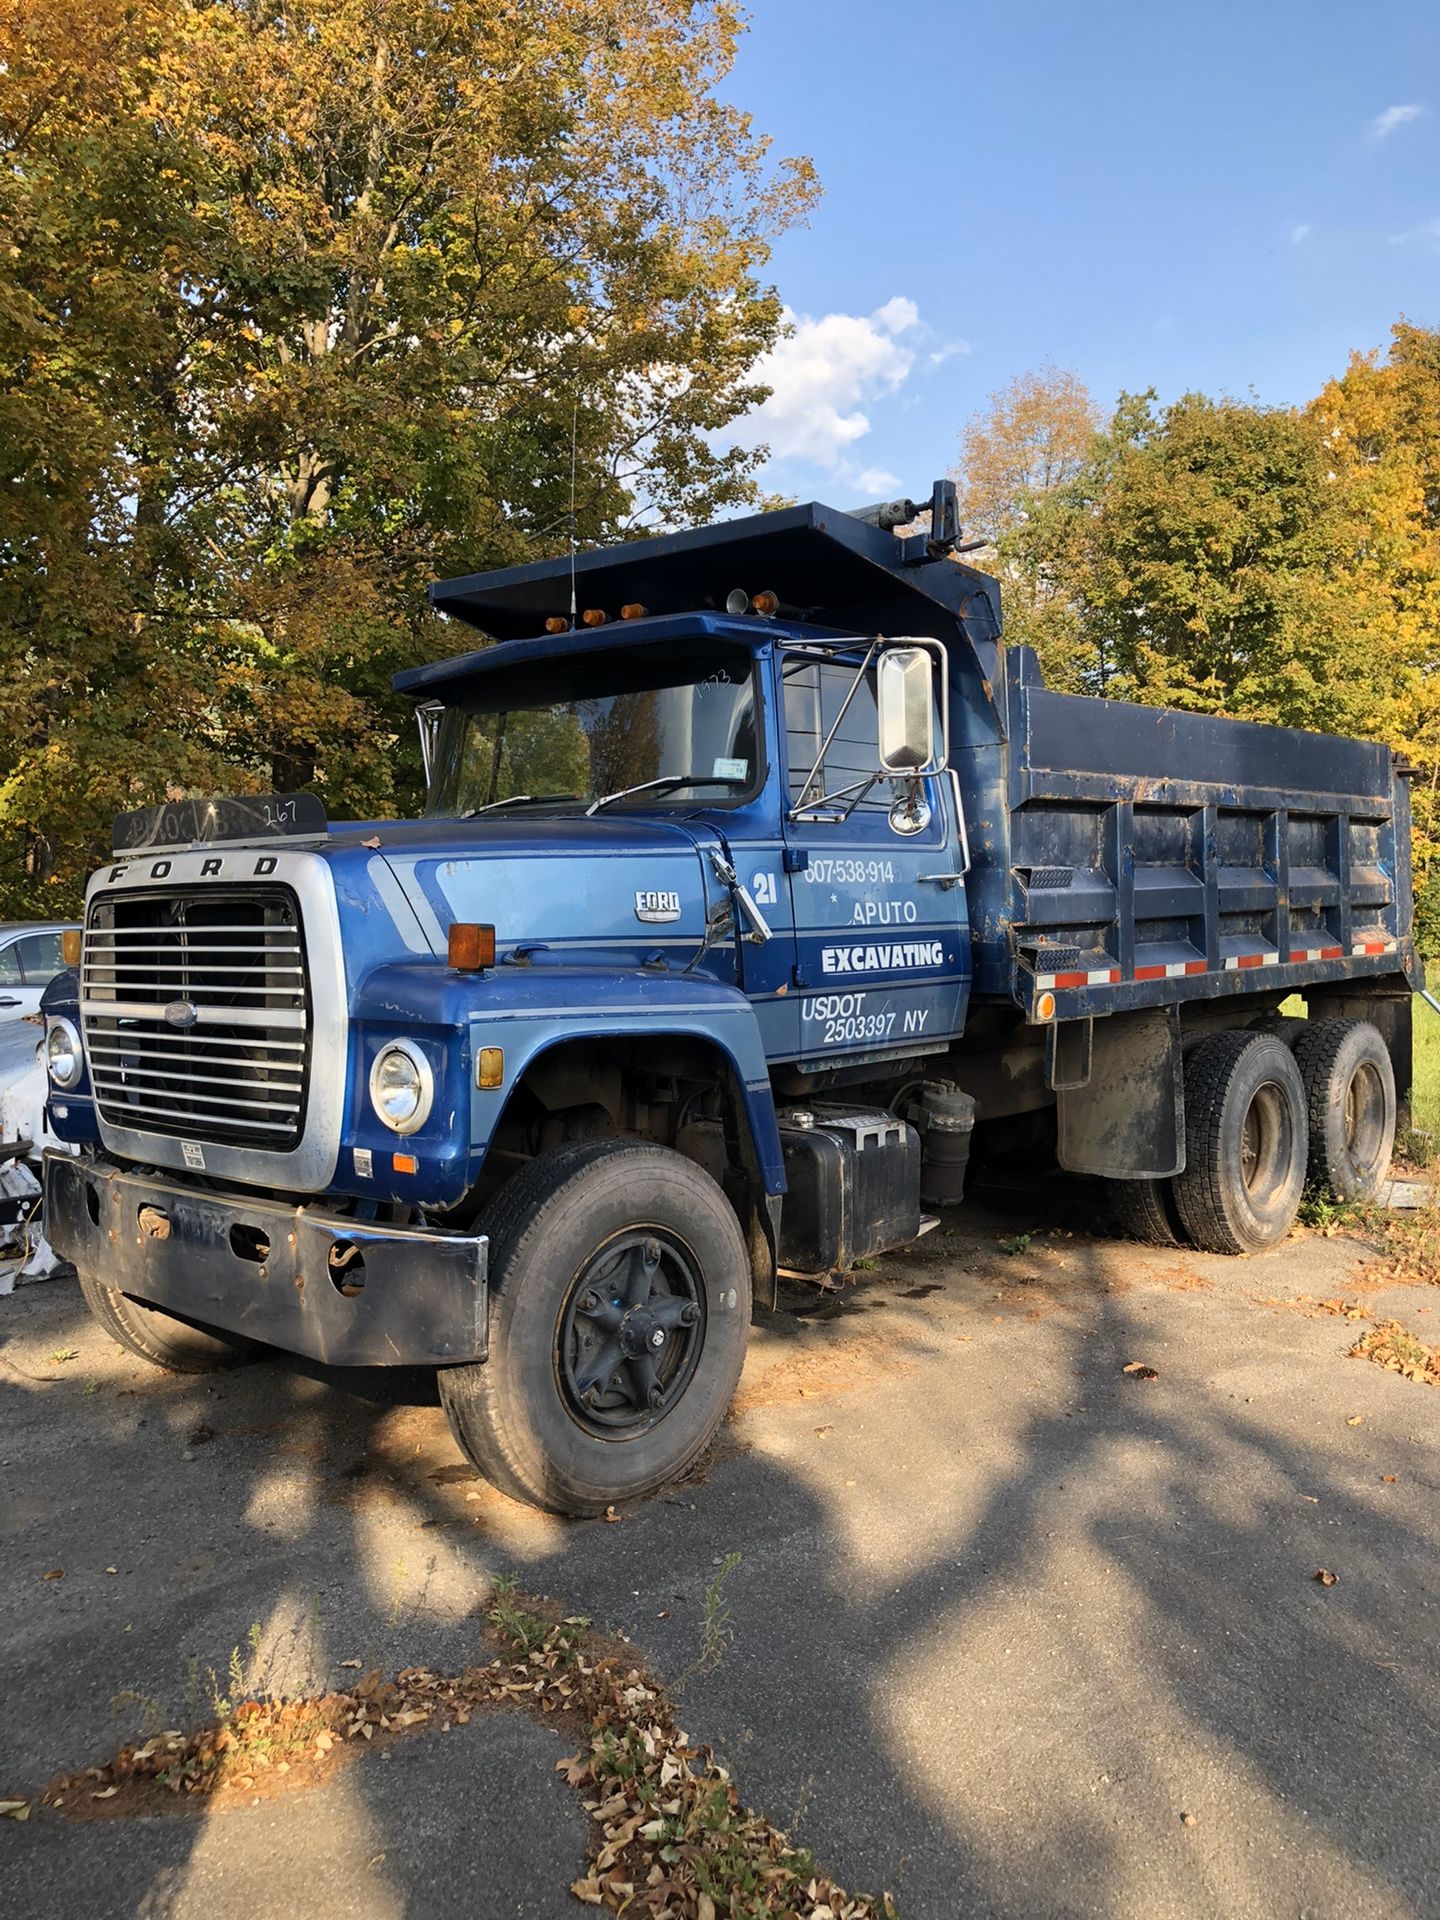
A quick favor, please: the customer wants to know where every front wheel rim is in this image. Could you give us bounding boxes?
[556,1229,706,1437]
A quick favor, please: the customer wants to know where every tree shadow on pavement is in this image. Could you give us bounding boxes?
[3,1204,1439,1919]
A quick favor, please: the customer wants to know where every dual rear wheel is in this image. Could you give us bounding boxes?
[1110,1017,1396,1255]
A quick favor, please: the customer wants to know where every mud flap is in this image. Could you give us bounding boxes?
[1056,1007,1184,1178]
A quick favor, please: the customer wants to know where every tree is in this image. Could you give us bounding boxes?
[1311,323,1440,939]
[0,0,817,911]
[953,365,1100,683]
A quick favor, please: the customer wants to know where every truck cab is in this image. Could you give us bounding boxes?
[42,485,1418,1515]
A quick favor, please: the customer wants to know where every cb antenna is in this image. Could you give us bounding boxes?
[568,390,579,628]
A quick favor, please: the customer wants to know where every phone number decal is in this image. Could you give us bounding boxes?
[803,858,896,886]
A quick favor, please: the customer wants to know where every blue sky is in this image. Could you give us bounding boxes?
[721,0,1440,505]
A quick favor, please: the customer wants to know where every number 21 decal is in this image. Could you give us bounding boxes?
[751,870,778,907]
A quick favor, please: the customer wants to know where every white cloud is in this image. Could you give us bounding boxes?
[1390,215,1440,251]
[1370,103,1424,139]
[729,297,922,470]
[1290,222,1312,245]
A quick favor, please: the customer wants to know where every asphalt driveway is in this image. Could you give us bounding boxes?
[2,1177,1437,1919]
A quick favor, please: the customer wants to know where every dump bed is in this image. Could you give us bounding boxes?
[986,648,1419,1020]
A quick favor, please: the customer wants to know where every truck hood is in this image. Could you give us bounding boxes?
[325,814,722,968]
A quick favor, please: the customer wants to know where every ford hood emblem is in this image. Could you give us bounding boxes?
[163,998,199,1029]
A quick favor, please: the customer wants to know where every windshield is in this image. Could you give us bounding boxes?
[426,642,761,817]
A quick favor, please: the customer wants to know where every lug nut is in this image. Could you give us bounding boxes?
[580,1290,598,1312]
[648,1386,665,1409]
[643,1238,661,1262]
[680,1302,699,1326]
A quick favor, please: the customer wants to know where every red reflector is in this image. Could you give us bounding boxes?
[448,923,496,970]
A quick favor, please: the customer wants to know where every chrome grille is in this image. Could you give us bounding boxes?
[82,888,310,1151]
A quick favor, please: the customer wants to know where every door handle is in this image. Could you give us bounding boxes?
[917,874,961,889]
[0,997,19,1007]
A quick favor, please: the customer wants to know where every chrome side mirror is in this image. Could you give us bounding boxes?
[877,645,943,773]
[415,701,444,784]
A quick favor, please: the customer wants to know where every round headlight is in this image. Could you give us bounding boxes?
[46,1017,83,1090]
[368,1041,433,1135]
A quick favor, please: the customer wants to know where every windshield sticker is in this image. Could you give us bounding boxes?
[712,757,748,781]
[821,940,944,975]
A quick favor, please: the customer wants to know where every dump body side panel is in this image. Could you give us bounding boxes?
[978,650,1418,1025]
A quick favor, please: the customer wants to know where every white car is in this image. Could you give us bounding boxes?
[0,922,78,1022]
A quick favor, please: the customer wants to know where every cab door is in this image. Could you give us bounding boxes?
[778,649,969,1067]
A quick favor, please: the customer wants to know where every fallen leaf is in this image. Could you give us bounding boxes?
[360,834,382,849]
[1346,1414,1364,1426]
[339,1659,363,1669]
[104,1567,118,1576]
[1380,1474,1398,1484]
[1180,1811,1197,1827]
[0,1800,30,1821]
[603,1506,622,1523]
[91,1786,119,1800]
[1313,1568,1339,1587]
[1122,1362,1159,1381]
[570,1878,604,1906]
[42,1568,64,1581]
[698,1896,717,1920]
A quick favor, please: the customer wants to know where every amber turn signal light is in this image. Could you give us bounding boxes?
[1035,990,1056,1022]
[543,616,569,634]
[620,603,648,620]
[751,590,779,617]
[392,1152,418,1175]
[448,922,496,970]
[477,1046,504,1090]
[581,607,608,627]
[61,929,83,967]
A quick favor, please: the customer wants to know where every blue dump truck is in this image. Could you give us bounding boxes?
[41,481,1420,1513]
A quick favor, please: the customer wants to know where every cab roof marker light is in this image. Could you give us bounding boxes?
[581,608,608,627]
[724,587,749,616]
[620,603,648,620]
[543,616,569,634]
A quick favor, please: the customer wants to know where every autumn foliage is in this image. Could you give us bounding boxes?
[0,0,816,910]
[957,330,1440,945]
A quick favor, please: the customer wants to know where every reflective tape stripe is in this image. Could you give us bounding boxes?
[1034,968,1120,990]
[1352,939,1395,956]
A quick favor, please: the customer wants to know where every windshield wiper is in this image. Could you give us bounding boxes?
[584,775,740,818]
[463,792,579,819]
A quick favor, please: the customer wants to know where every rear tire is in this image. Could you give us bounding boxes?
[1174,1032,1308,1254]
[78,1270,258,1372]
[440,1141,751,1516]
[1292,1018,1396,1202]
[1108,1176,1187,1246]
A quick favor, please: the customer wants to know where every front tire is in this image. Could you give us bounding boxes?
[1174,1032,1308,1254]
[1293,1018,1396,1201]
[78,1270,258,1372]
[440,1141,752,1516]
